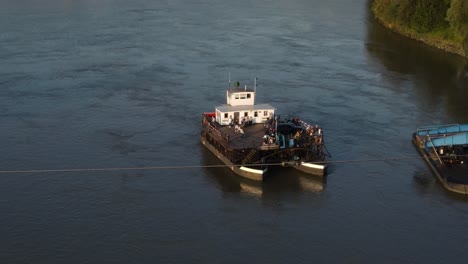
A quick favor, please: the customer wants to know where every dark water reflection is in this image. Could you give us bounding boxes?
[2,0,468,263]
[366,16,468,122]
[201,147,325,198]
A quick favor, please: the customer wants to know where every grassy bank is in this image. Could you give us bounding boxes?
[371,0,467,59]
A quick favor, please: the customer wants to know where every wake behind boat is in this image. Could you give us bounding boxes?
[200,78,329,181]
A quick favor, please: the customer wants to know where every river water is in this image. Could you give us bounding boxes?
[1,0,468,263]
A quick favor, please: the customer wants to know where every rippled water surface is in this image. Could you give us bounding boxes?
[1,0,468,263]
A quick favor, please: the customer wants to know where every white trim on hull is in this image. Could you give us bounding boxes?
[240,166,267,175]
[294,162,327,177]
[200,136,267,181]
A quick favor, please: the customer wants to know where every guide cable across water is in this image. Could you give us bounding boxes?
[2,154,467,174]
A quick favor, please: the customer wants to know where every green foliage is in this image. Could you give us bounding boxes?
[372,0,468,56]
[464,34,468,55]
[372,0,400,23]
[373,0,450,31]
[410,0,450,33]
[395,0,416,27]
[447,0,468,36]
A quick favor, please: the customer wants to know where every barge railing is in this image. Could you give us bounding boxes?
[417,124,468,136]
[426,135,443,165]
[424,132,468,148]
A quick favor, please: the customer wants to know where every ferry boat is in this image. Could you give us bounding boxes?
[200,78,329,181]
[412,124,468,194]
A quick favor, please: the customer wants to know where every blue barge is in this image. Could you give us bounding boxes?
[412,124,468,194]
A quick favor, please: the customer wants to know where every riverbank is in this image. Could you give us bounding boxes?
[371,0,467,59]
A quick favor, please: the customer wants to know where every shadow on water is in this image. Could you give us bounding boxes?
[412,169,437,194]
[199,146,325,198]
[412,169,468,202]
[365,10,468,122]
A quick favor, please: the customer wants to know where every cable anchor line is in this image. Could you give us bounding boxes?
[1,154,463,174]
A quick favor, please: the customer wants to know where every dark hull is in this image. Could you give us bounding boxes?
[200,136,266,181]
[412,133,468,195]
[201,132,327,180]
[201,113,327,181]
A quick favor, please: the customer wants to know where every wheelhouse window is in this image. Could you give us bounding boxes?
[254,111,258,117]
[244,112,248,117]
[264,111,268,116]
[235,94,239,99]
[247,94,251,99]
[224,113,228,118]
[240,94,246,99]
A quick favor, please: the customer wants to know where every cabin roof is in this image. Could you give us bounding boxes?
[227,87,255,93]
[216,103,275,112]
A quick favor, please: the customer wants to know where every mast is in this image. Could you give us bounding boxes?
[254,77,257,92]
[275,114,278,140]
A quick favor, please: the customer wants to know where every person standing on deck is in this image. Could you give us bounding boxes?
[318,128,323,144]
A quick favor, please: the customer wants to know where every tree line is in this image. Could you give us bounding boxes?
[372,0,468,55]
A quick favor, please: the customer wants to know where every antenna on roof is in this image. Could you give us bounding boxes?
[228,72,231,90]
[254,77,257,93]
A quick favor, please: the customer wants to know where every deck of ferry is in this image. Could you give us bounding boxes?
[209,122,267,150]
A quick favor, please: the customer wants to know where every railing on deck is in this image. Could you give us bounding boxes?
[417,124,468,136]
[202,112,228,142]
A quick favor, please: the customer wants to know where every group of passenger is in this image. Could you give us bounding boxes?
[264,118,276,137]
[305,124,324,144]
[263,134,276,145]
[288,116,301,126]
[234,124,244,134]
[258,116,325,146]
[229,115,254,134]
